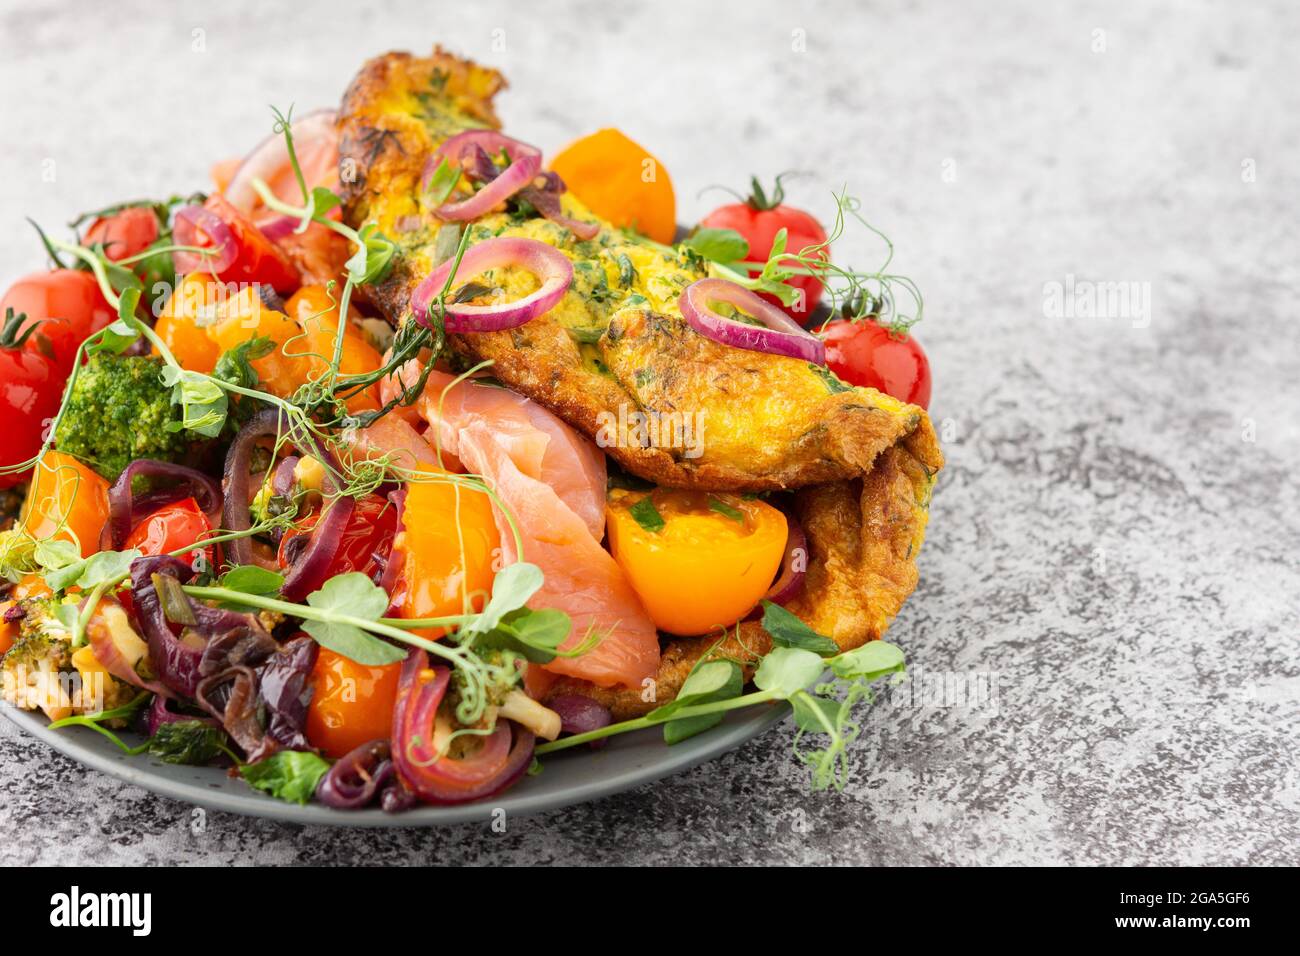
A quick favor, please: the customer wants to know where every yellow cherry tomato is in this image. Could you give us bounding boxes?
[394,466,500,639]
[153,273,224,373]
[20,451,111,556]
[208,286,310,397]
[306,647,402,759]
[283,286,384,413]
[606,489,788,636]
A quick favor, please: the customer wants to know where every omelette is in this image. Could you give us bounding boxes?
[337,47,943,716]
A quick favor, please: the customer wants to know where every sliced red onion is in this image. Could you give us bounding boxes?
[316,740,395,809]
[379,487,407,615]
[85,602,177,700]
[391,650,536,805]
[765,506,808,606]
[222,409,287,568]
[680,278,827,365]
[224,109,338,215]
[129,556,205,697]
[409,236,573,333]
[271,455,300,497]
[546,694,613,750]
[172,205,237,276]
[108,459,223,550]
[422,130,542,222]
[280,495,353,602]
[518,173,600,240]
[256,215,299,241]
[146,694,219,737]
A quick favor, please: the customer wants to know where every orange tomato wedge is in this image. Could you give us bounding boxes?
[306,647,402,759]
[549,128,676,244]
[606,489,787,636]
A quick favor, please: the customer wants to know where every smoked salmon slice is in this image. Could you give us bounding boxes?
[379,365,660,689]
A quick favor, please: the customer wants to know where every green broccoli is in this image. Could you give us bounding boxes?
[53,353,194,481]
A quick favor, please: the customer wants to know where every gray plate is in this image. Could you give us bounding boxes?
[1,700,788,826]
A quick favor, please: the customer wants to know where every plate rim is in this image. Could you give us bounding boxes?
[1,699,788,827]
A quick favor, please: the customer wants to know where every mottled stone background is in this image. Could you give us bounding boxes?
[1,0,1296,865]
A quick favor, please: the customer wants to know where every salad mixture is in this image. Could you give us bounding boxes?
[0,46,941,811]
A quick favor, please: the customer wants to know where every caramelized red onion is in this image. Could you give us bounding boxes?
[546,694,613,750]
[172,205,237,276]
[764,506,808,606]
[680,278,826,365]
[85,603,177,700]
[518,170,600,240]
[391,650,536,805]
[409,236,573,333]
[107,459,222,550]
[129,556,207,697]
[222,410,352,599]
[145,694,219,737]
[423,130,541,221]
[315,739,396,809]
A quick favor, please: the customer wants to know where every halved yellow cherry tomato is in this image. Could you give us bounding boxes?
[306,647,402,759]
[154,273,223,373]
[606,489,787,636]
[208,286,310,397]
[20,451,111,556]
[283,286,384,413]
[393,466,500,639]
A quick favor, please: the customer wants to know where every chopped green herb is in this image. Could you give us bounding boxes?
[708,496,745,523]
[629,495,665,533]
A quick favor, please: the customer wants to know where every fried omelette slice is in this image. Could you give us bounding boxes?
[338,48,943,492]
[337,47,942,713]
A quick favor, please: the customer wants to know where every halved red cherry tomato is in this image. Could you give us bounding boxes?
[0,270,114,373]
[278,492,397,580]
[306,647,402,760]
[819,317,932,409]
[124,497,212,560]
[82,206,160,262]
[192,194,300,293]
[699,176,828,322]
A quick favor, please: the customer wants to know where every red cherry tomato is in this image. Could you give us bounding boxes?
[0,322,62,489]
[699,177,828,322]
[196,194,300,293]
[819,318,932,409]
[278,493,397,580]
[0,270,114,374]
[124,497,212,560]
[82,206,160,262]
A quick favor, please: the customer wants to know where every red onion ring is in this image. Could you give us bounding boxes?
[379,487,407,615]
[224,109,338,215]
[128,556,203,697]
[391,650,536,805]
[422,130,542,222]
[315,739,395,809]
[680,278,827,365]
[764,506,808,606]
[172,205,237,276]
[410,236,573,333]
[271,455,300,498]
[257,215,299,241]
[222,409,288,568]
[107,459,223,551]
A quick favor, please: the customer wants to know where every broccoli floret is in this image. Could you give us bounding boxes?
[53,353,193,481]
[2,596,75,719]
[2,595,135,719]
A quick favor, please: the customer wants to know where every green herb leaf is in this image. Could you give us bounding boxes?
[707,496,745,523]
[761,601,839,656]
[346,223,396,285]
[302,572,405,665]
[218,565,284,596]
[424,158,461,206]
[432,223,462,265]
[829,640,905,681]
[683,228,750,263]
[463,562,544,638]
[144,719,231,765]
[34,539,80,575]
[45,548,141,593]
[753,646,826,699]
[629,495,665,533]
[309,186,341,218]
[161,365,229,438]
[213,335,275,391]
[475,606,572,664]
[650,659,744,744]
[240,750,331,805]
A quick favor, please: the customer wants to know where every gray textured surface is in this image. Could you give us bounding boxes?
[2,0,1297,865]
